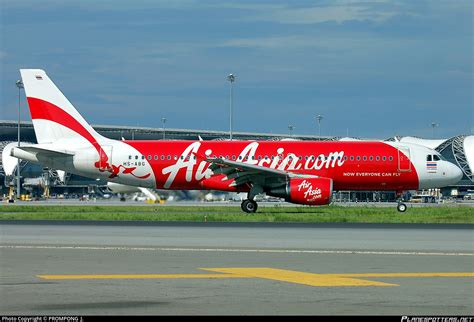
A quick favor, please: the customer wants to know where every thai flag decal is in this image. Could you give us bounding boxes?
[427,162,437,173]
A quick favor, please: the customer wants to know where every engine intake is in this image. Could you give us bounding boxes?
[267,177,333,206]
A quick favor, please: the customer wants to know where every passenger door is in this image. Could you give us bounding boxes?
[398,146,411,172]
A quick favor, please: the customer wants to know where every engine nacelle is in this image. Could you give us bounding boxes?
[267,177,333,206]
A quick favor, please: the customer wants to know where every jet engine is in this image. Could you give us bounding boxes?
[267,177,333,206]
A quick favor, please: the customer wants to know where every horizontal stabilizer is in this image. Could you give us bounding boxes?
[14,145,75,158]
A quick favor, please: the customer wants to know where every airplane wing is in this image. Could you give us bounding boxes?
[206,157,316,188]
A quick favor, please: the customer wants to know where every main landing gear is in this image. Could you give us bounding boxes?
[241,185,263,213]
[241,199,258,213]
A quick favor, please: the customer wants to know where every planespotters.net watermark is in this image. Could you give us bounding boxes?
[402,317,474,322]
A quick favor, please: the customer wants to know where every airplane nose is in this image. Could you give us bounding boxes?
[447,163,463,184]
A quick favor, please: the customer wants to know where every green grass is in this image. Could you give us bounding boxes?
[0,204,473,224]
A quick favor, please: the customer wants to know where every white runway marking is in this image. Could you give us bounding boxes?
[1,245,472,256]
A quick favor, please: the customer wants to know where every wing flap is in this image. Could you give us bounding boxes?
[206,157,287,176]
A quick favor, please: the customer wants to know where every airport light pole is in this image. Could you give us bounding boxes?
[161,117,167,140]
[16,80,24,199]
[227,74,236,141]
[316,114,323,140]
[431,122,439,139]
[288,125,295,137]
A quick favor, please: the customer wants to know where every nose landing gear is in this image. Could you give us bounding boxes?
[396,190,408,212]
[397,202,407,212]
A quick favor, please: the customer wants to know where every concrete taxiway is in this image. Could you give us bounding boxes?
[0,221,473,315]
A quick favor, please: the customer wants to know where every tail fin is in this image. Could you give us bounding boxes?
[20,69,103,145]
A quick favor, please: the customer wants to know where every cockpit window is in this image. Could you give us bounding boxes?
[427,154,445,161]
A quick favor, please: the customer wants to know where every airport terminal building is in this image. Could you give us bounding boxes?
[1,120,472,201]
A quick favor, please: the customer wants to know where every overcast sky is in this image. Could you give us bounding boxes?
[0,0,472,139]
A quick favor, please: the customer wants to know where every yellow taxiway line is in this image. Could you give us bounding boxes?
[331,272,474,278]
[37,273,249,280]
[202,268,396,287]
[36,268,474,287]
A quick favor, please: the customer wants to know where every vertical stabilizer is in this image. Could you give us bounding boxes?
[19,69,103,145]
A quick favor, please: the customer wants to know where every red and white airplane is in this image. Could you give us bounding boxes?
[11,69,463,212]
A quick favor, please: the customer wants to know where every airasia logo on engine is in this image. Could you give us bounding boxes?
[290,177,332,206]
[297,180,323,202]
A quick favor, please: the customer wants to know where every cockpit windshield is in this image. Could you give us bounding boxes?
[426,153,447,162]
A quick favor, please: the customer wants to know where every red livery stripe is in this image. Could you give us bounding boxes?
[27,97,101,155]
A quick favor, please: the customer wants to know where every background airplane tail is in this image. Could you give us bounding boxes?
[19,69,103,145]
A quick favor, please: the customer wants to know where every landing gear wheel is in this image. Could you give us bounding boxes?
[397,203,407,213]
[241,199,258,213]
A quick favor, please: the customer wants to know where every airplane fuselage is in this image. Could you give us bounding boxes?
[37,138,459,193]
